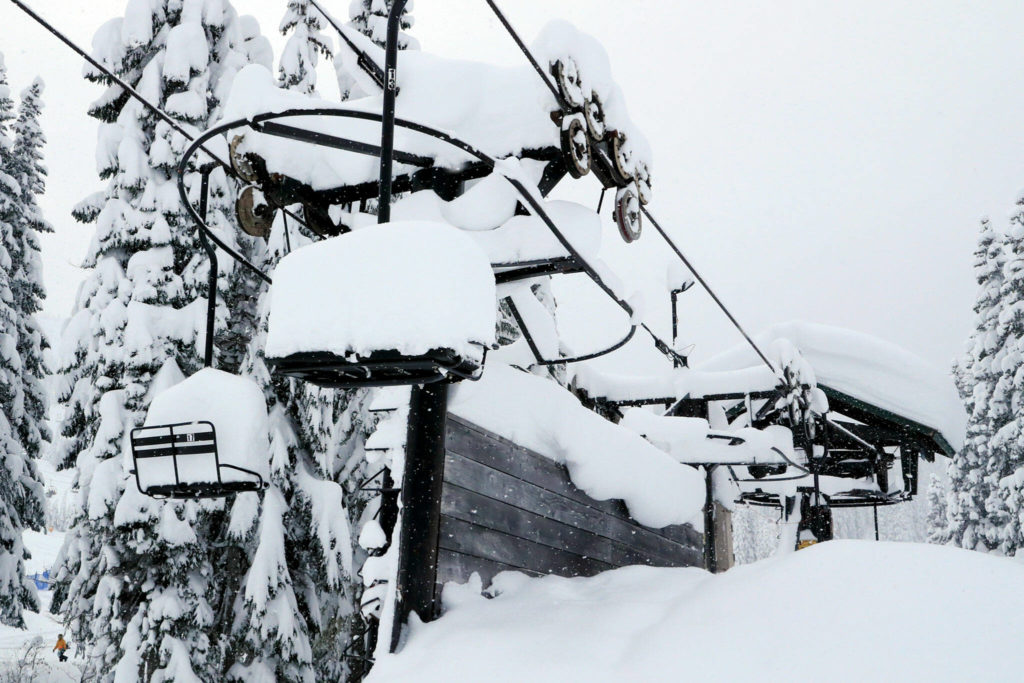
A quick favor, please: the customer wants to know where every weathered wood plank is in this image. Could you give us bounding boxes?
[657,523,704,548]
[439,516,613,578]
[434,549,542,589]
[446,417,625,517]
[448,416,702,549]
[443,451,700,567]
[442,483,661,569]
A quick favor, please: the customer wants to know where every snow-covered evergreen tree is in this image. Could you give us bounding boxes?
[938,218,1006,550]
[279,0,332,94]
[49,3,274,679]
[927,473,947,539]
[0,53,46,630]
[225,212,369,681]
[984,203,1024,556]
[337,0,417,100]
[10,78,52,465]
[348,0,417,50]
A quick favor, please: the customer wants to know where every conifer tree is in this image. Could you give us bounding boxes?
[927,474,948,542]
[985,205,1024,555]
[348,0,417,50]
[940,218,1006,549]
[10,78,52,464]
[49,3,273,679]
[0,53,45,630]
[224,211,367,681]
[279,0,332,94]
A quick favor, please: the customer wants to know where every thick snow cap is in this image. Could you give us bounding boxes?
[449,363,704,528]
[138,368,270,489]
[265,220,497,360]
[701,321,967,454]
[223,17,651,191]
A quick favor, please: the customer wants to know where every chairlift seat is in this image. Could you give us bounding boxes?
[130,421,266,499]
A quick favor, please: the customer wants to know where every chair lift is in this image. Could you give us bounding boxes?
[170,6,666,388]
[129,369,270,500]
[11,0,743,499]
[130,421,266,500]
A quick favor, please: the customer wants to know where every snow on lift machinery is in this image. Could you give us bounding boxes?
[6,0,680,498]
[172,0,685,392]
[9,0,935,518]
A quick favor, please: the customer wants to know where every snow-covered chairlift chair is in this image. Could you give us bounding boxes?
[265,220,497,388]
[130,368,270,499]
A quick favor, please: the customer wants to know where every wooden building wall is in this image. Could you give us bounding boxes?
[431,415,703,610]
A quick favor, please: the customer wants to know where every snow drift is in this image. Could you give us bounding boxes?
[368,541,1024,682]
[449,364,704,528]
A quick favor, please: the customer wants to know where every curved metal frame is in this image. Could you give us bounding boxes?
[176,107,639,368]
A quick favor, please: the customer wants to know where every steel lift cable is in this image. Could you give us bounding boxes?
[480,0,779,375]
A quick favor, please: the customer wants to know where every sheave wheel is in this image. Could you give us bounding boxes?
[612,132,634,184]
[553,58,586,109]
[229,135,258,183]
[584,92,607,142]
[614,186,642,243]
[236,186,274,239]
[560,114,591,179]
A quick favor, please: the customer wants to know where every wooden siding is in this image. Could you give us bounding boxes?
[433,415,702,608]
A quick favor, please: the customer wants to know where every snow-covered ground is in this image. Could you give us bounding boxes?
[368,541,1024,682]
[0,530,77,681]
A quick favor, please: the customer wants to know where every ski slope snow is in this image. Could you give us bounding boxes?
[368,541,1024,682]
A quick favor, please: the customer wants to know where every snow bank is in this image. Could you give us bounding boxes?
[369,541,1024,682]
[620,409,794,465]
[266,221,496,360]
[448,364,703,528]
[702,321,967,452]
[138,368,269,489]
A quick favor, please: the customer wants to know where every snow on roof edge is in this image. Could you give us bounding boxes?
[700,321,967,453]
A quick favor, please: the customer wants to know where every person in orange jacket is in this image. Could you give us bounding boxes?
[53,634,68,662]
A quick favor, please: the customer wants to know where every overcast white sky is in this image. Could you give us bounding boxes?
[3,0,1024,375]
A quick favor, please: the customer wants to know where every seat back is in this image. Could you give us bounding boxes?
[131,421,220,495]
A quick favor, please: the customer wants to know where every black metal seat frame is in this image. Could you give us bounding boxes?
[129,420,267,500]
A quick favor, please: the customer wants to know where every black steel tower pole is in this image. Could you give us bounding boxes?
[196,169,217,368]
[391,381,448,652]
[377,0,410,224]
[703,465,718,573]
